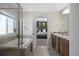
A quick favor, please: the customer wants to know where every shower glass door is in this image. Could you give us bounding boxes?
[0,3,23,56]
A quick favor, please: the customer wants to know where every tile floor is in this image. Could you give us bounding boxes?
[30,39,61,56]
[37,39,47,45]
[31,45,49,56]
[48,46,61,56]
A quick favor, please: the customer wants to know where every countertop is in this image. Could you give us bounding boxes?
[52,33,69,40]
[0,38,33,49]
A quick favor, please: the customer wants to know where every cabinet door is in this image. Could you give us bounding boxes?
[62,38,69,56]
[54,35,56,49]
[59,38,65,56]
[58,37,60,53]
[61,39,69,56]
[53,35,56,48]
[65,40,69,56]
[60,38,63,55]
[56,37,58,51]
[56,37,60,52]
[51,34,54,47]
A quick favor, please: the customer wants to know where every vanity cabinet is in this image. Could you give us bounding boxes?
[52,34,56,49]
[55,36,60,52]
[51,33,69,56]
[64,39,69,56]
[59,38,65,56]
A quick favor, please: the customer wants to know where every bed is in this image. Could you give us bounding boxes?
[36,29,47,39]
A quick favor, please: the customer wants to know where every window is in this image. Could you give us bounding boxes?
[0,14,7,34]
[7,17,14,33]
[0,12,15,35]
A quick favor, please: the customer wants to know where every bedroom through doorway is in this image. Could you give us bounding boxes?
[36,17,48,45]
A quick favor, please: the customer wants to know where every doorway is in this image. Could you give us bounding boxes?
[36,17,48,45]
[31,17,49,56]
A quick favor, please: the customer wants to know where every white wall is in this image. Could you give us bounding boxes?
[47,12,61,47]
[69,3,79,56]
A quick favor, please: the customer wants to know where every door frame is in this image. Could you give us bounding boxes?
[34,17,48,45]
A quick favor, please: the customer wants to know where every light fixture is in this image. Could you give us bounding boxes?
[62,8,70,14]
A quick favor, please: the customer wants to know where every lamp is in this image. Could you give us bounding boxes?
[62,8,70,14]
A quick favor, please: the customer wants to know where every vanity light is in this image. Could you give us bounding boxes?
[63,8,70,14]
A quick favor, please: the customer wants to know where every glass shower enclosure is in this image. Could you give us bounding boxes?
[0,3,23,56]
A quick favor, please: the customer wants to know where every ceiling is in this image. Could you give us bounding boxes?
[0,3,18,8]
[20,3,69,12]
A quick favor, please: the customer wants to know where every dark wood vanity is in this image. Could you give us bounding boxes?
[51,32,69,56]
